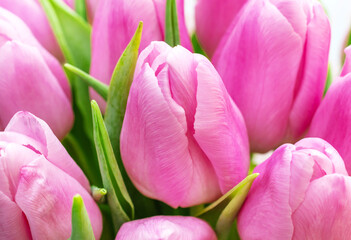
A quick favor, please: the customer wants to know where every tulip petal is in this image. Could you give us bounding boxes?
[5,111,90,190]
[213,0,304,152]
[341,46,351,77]
[0,0,62,59]
[0,41,73,139]
[238,144,294,239]
[308,76,351,174]
[287,3,330,140]
[292,174,351,239]
[116,216,217,240]
[0,8,71,99]
[195,0,248,58]
[194,58,249,194]
[15,156,102,240]
[0,191,31,239]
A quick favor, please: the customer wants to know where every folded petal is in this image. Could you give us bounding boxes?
[0,41,73,139]
[194,58,249,193]
[213,0,304,152]
[238,144,294,239]
[15,156,102,240]
[5,111,90,190]
[287,3,330,140]
[341,46,351,77]
[292,174,351,239]
[0,191,31,239]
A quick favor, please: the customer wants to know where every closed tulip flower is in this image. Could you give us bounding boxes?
[237,138,349,239]
[308,47,351,174]
[120,41,249,208]
[116,216,217,240]
[90,0,192,109]
[0,112,102,239]
[0,8,73,139]
[213,0,331,152]
[195,0,248,58]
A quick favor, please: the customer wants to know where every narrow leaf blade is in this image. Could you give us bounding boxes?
[70,194,95,240]
[195,173,259,232]
[165,0,180,46]
[64,63,109,101]
[91,100,134,231]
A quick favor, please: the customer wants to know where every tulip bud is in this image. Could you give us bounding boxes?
[90,0,192,109]
[120,41,249,208]
[237,138,349,239]
[116,216,217,240]
[195,0,248,58]
[308,47,351,174]
[0,112,102,239]
[212,0,331,152]
[0,8,73,139]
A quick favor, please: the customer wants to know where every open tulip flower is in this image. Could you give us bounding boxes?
[213,0,331,152]
[0,111,102,239]
[0,8,73,139]
[238,138,350,239]
[120,41,249,208]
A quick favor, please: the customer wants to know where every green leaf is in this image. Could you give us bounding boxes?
[70,194,95,240]
[64,63,109,101]
[195,173,259,239]
[75,0,87,21]
[91,100,134,232]
[165,0,180,46]
[191,34,208,57]
[324,64,332,96]
[104,21,142,160]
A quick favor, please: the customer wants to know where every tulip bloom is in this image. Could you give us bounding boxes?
[0,8,73,139]
[308,47,351,174]
[90,0,192,109]
[213,0,331,152]
[195,0,247,58]
[116,216,217,240]
[237,138,349,239]
[0,112,102,239]
[120,41,249,208]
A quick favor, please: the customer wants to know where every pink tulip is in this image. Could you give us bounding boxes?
[90,0,192,110]
[237,138,349,239]
[213,0,331,153]
[116,216,217,240]
[308,47,351,174]
[0,8,73,139]
[120,41,249,208]
[195,0,248,58]
[0,112,102,239]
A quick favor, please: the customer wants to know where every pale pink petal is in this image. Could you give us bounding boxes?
[292,174,351,239]
[15,156,102,240]
[5,111,90,190]
[213,0,304,152]
[0,41,73,139]
[194,58,249,193]
[237,144,295,239]
[195,0,248,58]
[0,191,31,239]
[116,216,217,240]
[286,3,330,140]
